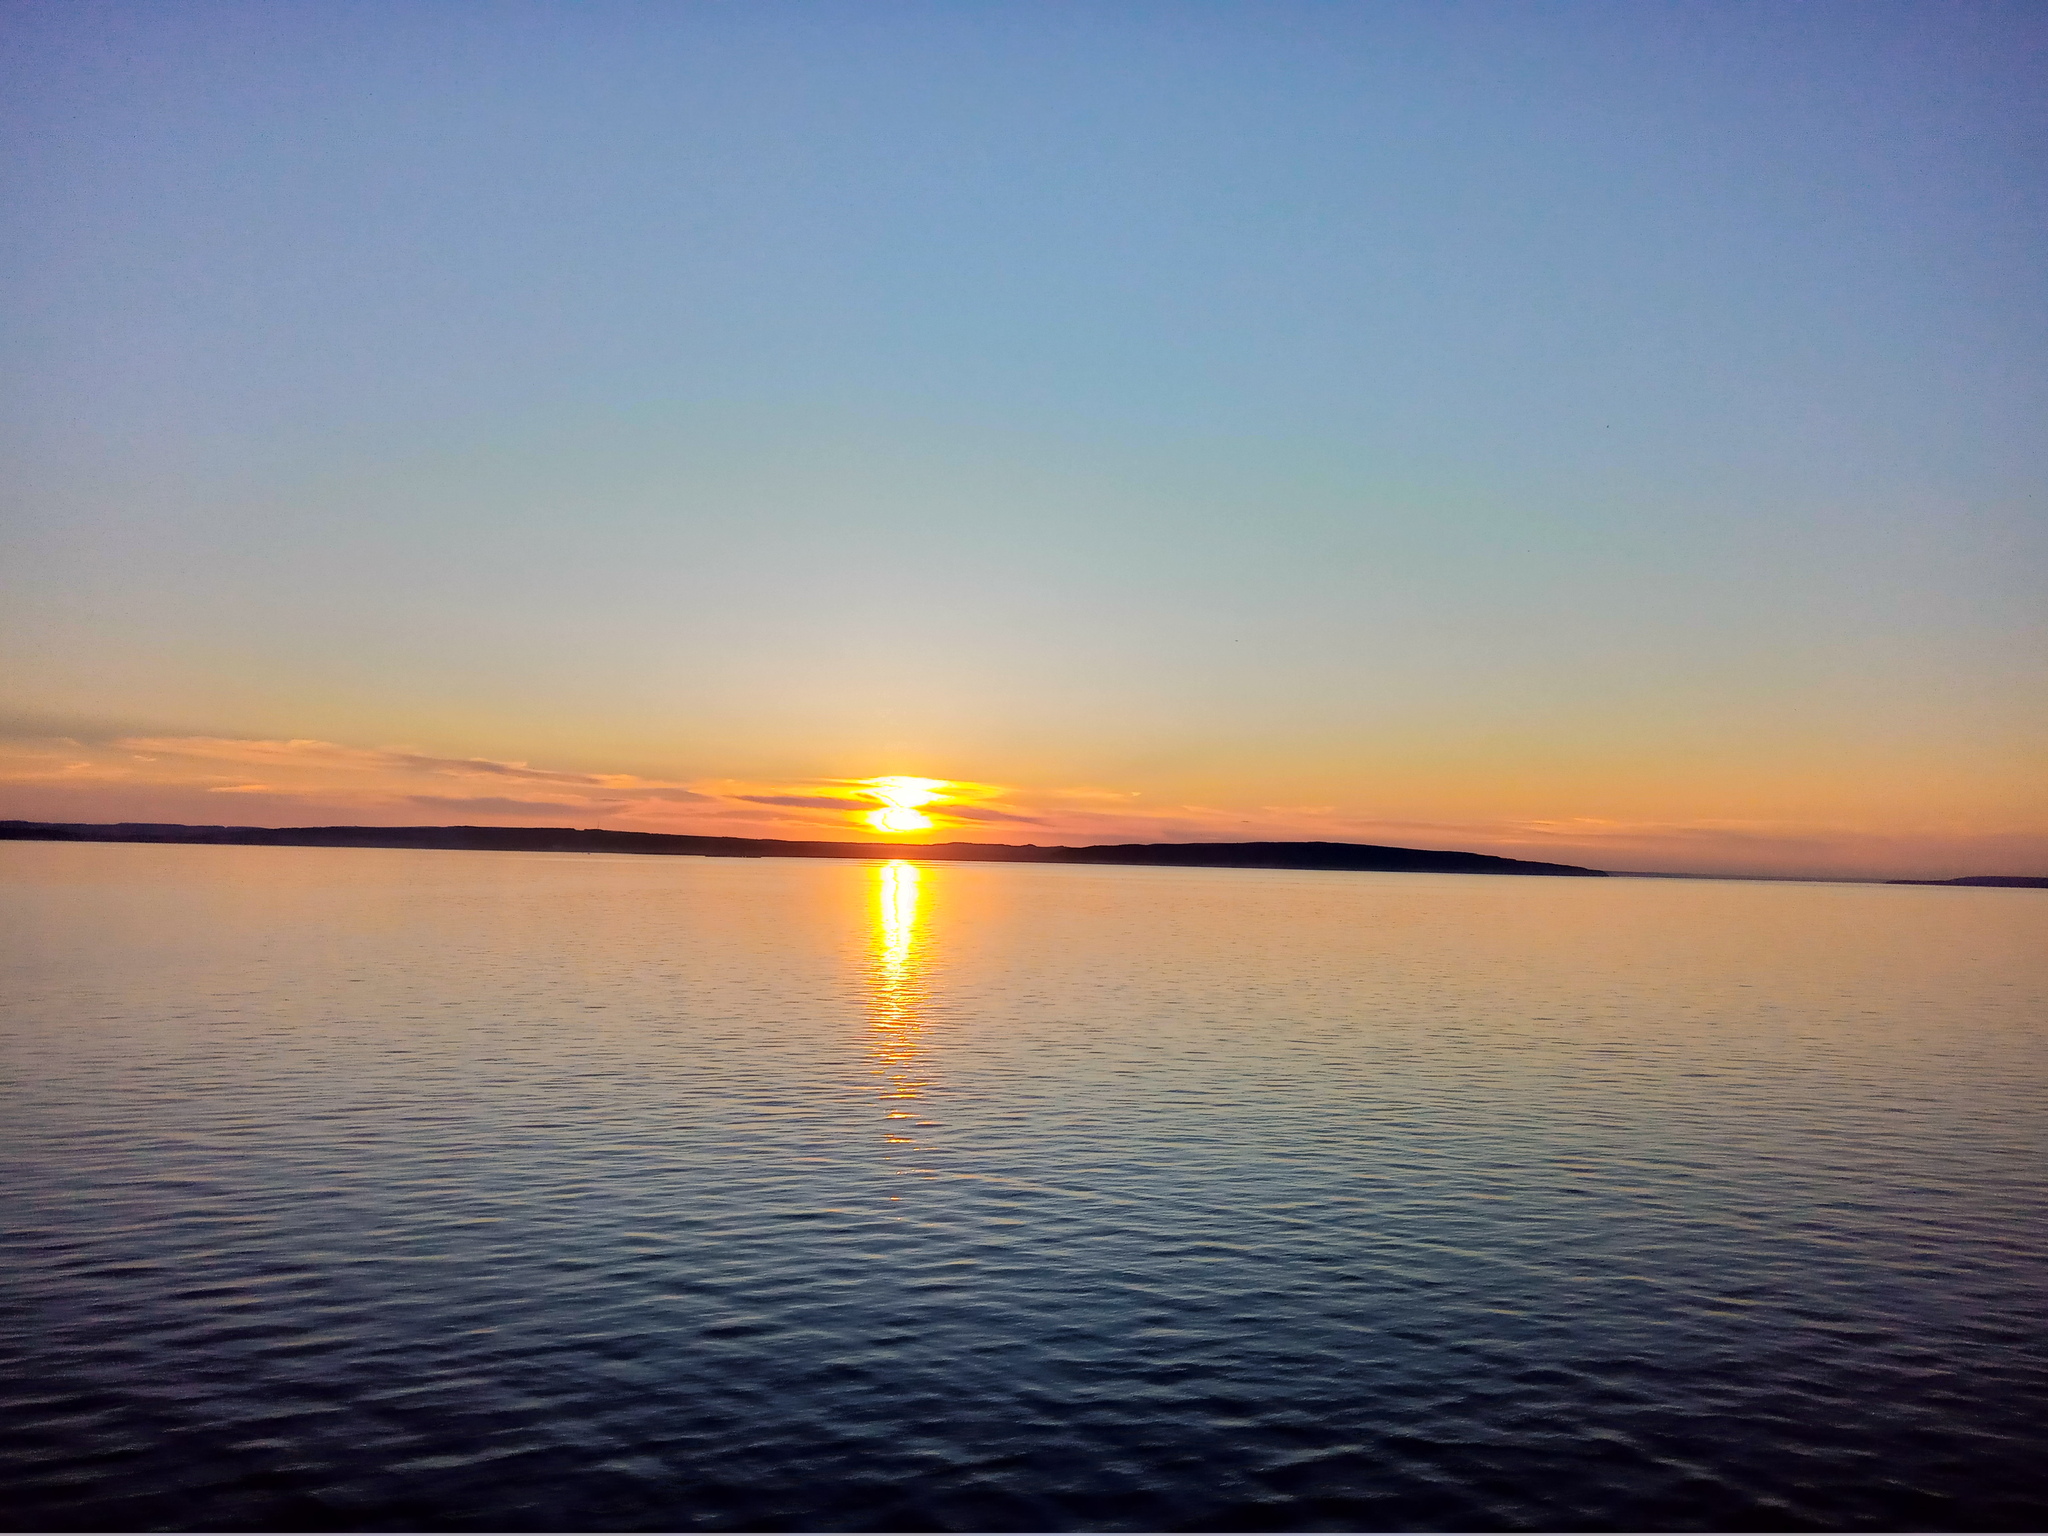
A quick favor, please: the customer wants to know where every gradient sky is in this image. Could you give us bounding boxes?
[3,0,2043,877]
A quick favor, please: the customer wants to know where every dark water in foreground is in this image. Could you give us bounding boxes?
[2,843,2043,1532]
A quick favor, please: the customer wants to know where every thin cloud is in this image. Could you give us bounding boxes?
[937,804,1046,825]
[0,754,138,783]
[733,794,870,810]
[116,736,713,798]
[0,709,179,745]
[405,795,608,816]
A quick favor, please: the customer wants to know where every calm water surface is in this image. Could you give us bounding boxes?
[2,842,2044,1532]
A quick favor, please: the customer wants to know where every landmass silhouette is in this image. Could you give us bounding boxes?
[0,821,1606,876]
[1887,875,2048,889]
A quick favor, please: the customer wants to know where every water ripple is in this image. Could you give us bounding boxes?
[2,843,2044,1530]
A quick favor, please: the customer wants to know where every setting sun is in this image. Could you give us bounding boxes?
[869,806,933,833]
[862,776,947,835]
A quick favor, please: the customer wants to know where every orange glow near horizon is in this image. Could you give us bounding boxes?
[2,732,2040,878]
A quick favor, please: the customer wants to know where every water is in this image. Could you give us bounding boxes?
[2,841,2043,1532]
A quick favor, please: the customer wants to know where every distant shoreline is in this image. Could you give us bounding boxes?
[1612,870,2048,888]
[1885,875,2048,889]
[0,820,1607,878]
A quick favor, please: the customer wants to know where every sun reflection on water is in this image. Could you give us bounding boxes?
[869,861,932,1148]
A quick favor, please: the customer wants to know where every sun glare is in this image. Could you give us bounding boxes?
[869,806,934,833]
[862,776,947,835]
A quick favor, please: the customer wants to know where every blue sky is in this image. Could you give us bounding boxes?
[2,0,2043,875]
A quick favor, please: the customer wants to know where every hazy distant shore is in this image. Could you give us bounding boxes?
[1886,875,2048,889]
[0,820,1607,878]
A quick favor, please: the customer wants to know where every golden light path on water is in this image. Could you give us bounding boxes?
[868,861,933,1157]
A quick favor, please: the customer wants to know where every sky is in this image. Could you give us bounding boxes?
[2,0,2043,878]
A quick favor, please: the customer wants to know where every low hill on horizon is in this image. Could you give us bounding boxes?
[0,820,1607,878]
[1887,875,2048,889]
